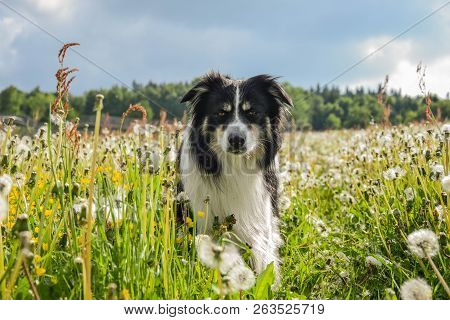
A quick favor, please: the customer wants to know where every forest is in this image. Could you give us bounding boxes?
[1,80,450,130]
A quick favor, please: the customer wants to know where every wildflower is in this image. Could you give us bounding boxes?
[176,191,189,202]
[120,289,131,300]
[226,264,256,292]
[42,243,49,251]
[441,175,450,193]
[218,243,244,274]
[104,203,122,224]
[0,174,13,197]
[167,147,177,163]
[197,210,205,219]
[185,216,194,228]
[383,168,397,181]
[195,235,242,273]
[0,196,8,222]
[35,267,46,277]
[407,229,439,258]
[74,257,83,264]
[400,278,432,300]
[435,205,444,222]
[44,209,52,218]
[404,187,414,201]
[73,198,96,221]
[430,163,444,180]
[442,123,450,135]
[279,195,291,211]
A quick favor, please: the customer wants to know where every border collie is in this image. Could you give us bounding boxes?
[178,72,292,277]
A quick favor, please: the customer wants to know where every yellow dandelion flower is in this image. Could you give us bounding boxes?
[81,177,90,185]
[185,216,194,228]
[42,243,49,251]
[34,226,40,233]
[49,198,54,205]
[44,209,52,218]
[35,267,46,276]
[197,211,205,218]
[120,289,130,300]
[34,255,41,264]
[112,171,121,184]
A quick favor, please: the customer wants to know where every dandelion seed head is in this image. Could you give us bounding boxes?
[404,187,414,202]
[0,174,13,197]
[441,175,450,193]
[226,264,256,292]
[441,123,450,135]
[400,278,432,300]
[407,229,439,258]
[218,244,243,275]
[0,196,8,222]
[279,195,291,211]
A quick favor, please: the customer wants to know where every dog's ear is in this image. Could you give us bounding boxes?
[268,79,293,109]
[245,75,293,109]
[180,71,227,104]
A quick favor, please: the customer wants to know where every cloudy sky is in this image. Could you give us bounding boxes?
[0,0,450,96]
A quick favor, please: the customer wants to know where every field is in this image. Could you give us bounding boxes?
[0,110,449,299]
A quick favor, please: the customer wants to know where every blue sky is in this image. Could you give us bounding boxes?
[0,0,450,96]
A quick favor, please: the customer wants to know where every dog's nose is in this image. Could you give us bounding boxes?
[228,133,246,152]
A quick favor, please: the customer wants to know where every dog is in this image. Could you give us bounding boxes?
[178,71,292,278]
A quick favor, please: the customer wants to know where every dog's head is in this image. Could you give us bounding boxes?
[181,72,292,164]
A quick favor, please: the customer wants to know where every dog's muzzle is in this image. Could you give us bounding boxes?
[227,129,246,154]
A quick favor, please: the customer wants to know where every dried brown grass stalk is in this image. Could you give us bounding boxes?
[417,62,433,122]
[51,43,79,115]
[120,104,147,130]
[377,75,391,127]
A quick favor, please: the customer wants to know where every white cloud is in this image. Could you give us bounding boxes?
[25,0,76,20]
[346,34,450,97]
[0,17,24,72]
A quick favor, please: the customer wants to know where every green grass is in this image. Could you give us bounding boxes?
[0,120,449,300]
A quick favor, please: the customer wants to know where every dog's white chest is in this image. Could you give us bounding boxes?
[179,150,273,247]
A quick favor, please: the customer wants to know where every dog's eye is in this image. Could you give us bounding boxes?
[218,111,226,116]
[246,110,257,116]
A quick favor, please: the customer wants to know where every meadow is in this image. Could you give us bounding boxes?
[0,115,449,300]
[0,45,449,301]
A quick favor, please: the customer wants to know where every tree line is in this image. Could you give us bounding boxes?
[1,80,449,130]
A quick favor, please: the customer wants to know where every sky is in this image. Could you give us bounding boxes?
[0,0,450,97]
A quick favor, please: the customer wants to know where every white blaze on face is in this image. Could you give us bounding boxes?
[220,82,258,154]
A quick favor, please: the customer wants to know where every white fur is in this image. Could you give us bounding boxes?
[180,126,282,275]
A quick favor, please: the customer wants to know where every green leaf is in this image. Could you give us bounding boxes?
[254,262,275,300]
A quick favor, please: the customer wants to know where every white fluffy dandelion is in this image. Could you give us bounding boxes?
[196,235,223,269]
[0,196,8,222]
[404,187,414,202]
[279,195,291,211]
[226,264,256,292]
[218,244,244,275]
[407,229,439,258]
[400,278,432,300]
[195,235,244,275]
[441,123,450,135]
[0,174,13,197]
[441,175,450,193]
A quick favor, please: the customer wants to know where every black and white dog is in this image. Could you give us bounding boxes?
[178,72,292,276]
